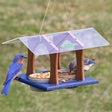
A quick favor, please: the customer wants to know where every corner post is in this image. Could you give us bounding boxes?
[58,53,61,69]
[26,49,35,75]
[76,50,85,81]
[49,53,58,85]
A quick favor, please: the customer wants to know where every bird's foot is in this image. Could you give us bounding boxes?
[14,77,20,80]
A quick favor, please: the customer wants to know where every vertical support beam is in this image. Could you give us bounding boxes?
[26,49,35,75]
[76,50,85,81]
[58,53,61,69]
[49,53,58,85]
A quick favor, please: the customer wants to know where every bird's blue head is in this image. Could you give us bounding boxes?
[13,53,27,63]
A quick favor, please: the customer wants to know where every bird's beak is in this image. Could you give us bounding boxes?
[24,56,27,59]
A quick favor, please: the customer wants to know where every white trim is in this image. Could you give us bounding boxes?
[2,38,20,44]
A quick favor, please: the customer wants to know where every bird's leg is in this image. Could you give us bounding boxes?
[74,67,77,74]
[14,77,20,80]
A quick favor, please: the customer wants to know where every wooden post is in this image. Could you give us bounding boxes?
[26,49,35,75]
[76,50,85,81]
[49,53,58,85]
[58,53,61,69]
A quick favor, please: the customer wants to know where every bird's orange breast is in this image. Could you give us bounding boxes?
[18,59,23,64]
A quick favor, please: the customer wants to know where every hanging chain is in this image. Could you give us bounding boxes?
[39,0,51,35]
[63,0,73,31]
[39,0,73,36]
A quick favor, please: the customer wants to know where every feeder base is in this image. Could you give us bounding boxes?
[16,70,99,91]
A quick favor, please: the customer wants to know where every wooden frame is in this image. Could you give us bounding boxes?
[49,53,58,85]
[26,48,84,84]
[58,53,61,69]
[76,50,85,81]
[26,49,35,75]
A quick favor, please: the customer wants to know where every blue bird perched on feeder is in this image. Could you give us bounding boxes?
[1,53,27,96]
[69,58,98,73]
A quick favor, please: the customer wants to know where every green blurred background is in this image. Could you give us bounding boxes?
[0,0,112,112]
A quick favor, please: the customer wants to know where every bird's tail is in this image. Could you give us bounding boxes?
[91,62,98,65]
[1,80,12,96]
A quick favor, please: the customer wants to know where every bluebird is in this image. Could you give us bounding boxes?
[69,58,98,73]
[1,53,27,96]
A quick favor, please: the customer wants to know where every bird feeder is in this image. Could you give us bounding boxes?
[2,27,109,91]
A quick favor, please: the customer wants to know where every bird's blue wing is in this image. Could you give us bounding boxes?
[4,63,23,84]
[90,61,98,65]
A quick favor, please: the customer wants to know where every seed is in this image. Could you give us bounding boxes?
[62,79,66,82]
